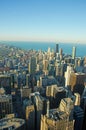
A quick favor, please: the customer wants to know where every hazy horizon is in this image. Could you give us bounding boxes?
[0,40,86,45]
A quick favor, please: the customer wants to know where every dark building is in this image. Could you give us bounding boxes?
[82,106,86,130]
[56,44,59,53]
[0,75,11,94]
[74,106,84,130]
[26,104,35,130]
[0,94,13,119]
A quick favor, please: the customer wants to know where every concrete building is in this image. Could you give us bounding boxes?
[26,105,35,130]
[46,85,66,108]
[26,74,30,87]
[30,92,49,130]
[56,44,59,53]
[72,46,76,60]
[74,93,80,106]
[0,74,11,94]
[0,94,13,119]
[20,87,32,99]
[82,106,86,130]
[55,63,63,76]
[40,97,74,130]
[74,106,84,130]
[35,95,49,130]
[69,72,86,94]
[43,59,49,75]
[29,57,37,74]
[59,98,74,119]
[59,48,63,60]
[65,66,74,87]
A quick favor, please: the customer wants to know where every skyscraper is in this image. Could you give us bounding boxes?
[29,57,37,74]
[0,74,11,94]
[56,44,59,53]
[40,98,74,130]
[26,105,35,130]
[72,46,76,59]
[0,94,13,119]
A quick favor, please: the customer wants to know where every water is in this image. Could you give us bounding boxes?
[0,41,86,57]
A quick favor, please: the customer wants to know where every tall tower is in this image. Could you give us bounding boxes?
[65,66,74,87]
[29,57,36,74]
[56,44,59,53]
[72,46,76,59]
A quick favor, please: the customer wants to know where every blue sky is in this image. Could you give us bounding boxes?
[0,0,86,43]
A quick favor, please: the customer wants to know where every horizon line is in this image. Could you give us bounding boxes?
[0,40,86,45]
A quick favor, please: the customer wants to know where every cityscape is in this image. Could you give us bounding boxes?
[0,43,86,130]
[0,0,86,130]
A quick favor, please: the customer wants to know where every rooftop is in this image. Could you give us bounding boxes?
[48,108,68,121]
[0,117,25,129]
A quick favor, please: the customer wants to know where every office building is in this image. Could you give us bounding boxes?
[43,59,49,75]
[74,93,80,106]
[29,57,37,74]
[41,98,74,130]
[20,87,32,99]
[59,98,74,119]
[56,44,59,53]
[65,66,74,87]
[74,106,84,130]
[46,85,66,108]
[72,46,76,60]
[59,48,63,60]
[82,106,86,130]
[69,72,86,94]
[30,92,49,130]
[55,63,63,76]
[0,74,11,94]
[26,105,35,130]
[26,74,30,87]
[0,94,13,119]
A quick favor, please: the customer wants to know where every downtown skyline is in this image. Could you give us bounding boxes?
[0,0,86,43]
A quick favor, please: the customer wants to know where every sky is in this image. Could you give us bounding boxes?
[0,0,86,43]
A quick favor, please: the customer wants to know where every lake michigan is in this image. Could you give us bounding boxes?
[0,41,86,57]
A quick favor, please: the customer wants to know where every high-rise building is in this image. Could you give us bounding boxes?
[74,106,84,130]
[30,92,49,130]
[26,105,35,130]
[82,106,86,130]
[0,94,13,119]
[65,66,74,87]
[55,63,63,76]
[47,47,51,54]
[74,93,80,106]
[29,57,37,74]
[43,59,48,70]
[0,74,11,94]
[35,96,49,130]
[59,48,63,60]
[43,59,49,75]
[46,85,66,108]
[40,98,74,130]
[72,46,76,59]
[69,72,86,94]
[56,44,59,53]
[59,98,74,117]
[26,74,30,87]
[20,87,32,99]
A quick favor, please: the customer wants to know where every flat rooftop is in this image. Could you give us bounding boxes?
[0,117,25,129]
[48,108,68,121]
